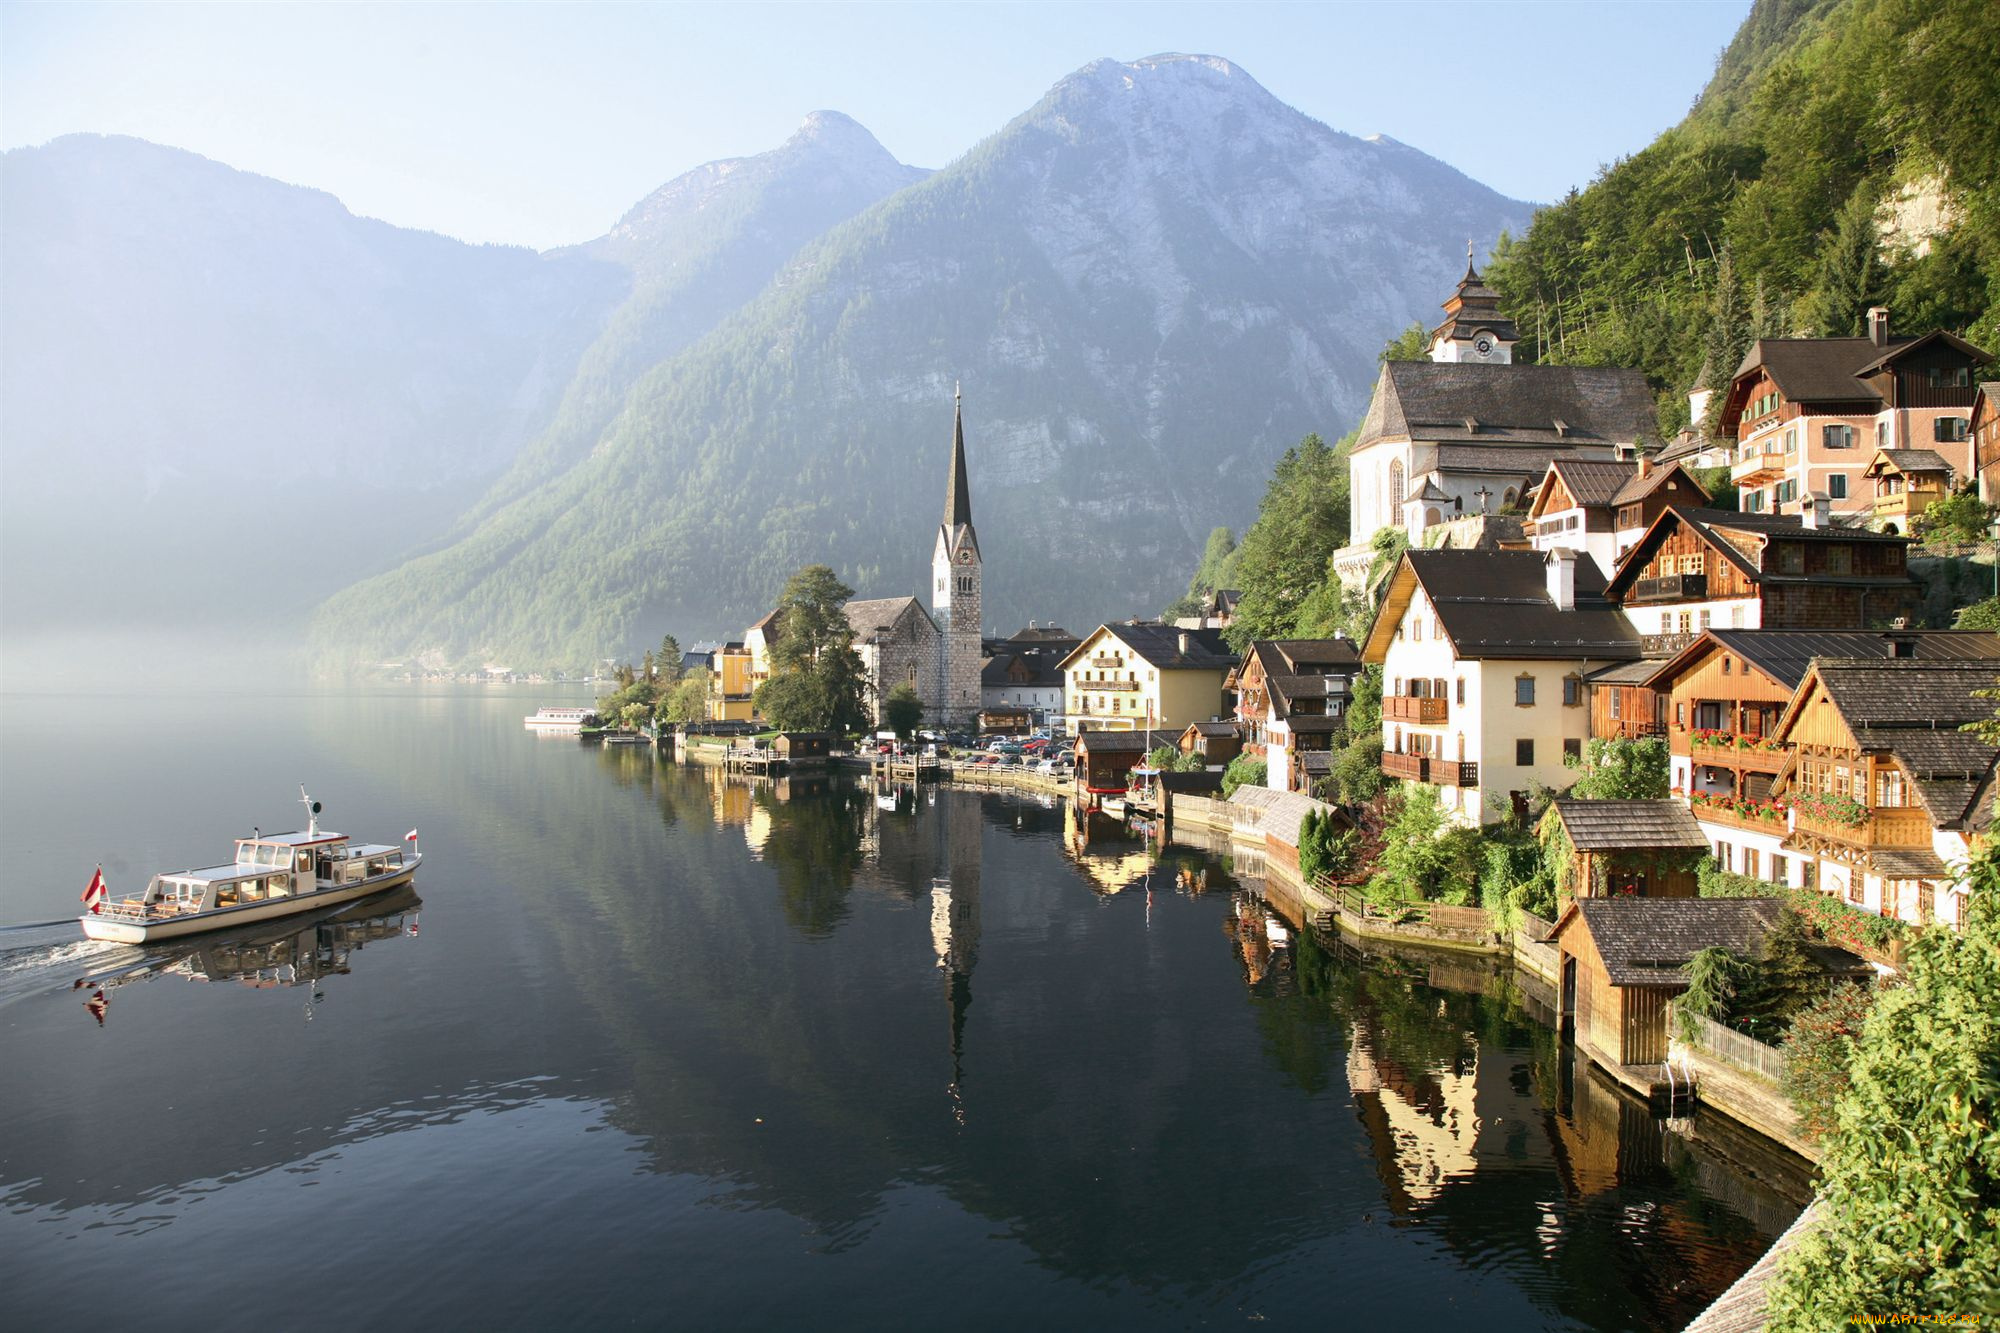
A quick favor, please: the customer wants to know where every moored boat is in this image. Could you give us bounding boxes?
[79,789,424,944]
[525,706,596,733]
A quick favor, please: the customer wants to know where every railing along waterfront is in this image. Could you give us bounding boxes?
[1671,1004,1788,1083]
[1383,695,1447,724]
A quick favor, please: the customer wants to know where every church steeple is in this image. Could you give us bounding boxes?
[1428,243,1518,364]
[945,383,974,533]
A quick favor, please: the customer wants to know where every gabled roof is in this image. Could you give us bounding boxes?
[1611,461,1710,508]
[1182,720,1238,738]
[1059,623,1236,673]
[1604,505,1910,601]
[981,651,1065,688]
[1357,361,1661,452]
[1864,448,1954,478]
[1556,898,1787,988]
[1732,337,1908,405]
[1073,729,1155,753]
[845,596,936,643]
[1646,627,2000,692]
[1538,459,1635,510]
[1006,625,1078,642]
[1852,328,1993,378]
[1244,638,1359,684]
[1361,550,1642,663]
[1548,799,1709,852]
[1774,658,2000,828]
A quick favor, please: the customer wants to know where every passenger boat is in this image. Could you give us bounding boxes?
[79,789,424,944]
[524,706,596,733]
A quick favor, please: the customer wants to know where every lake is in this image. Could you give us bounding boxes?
[0,684,1805,1330]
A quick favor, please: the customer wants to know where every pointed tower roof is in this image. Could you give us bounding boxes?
[1430,245,1517,347]
[940,385,979,559]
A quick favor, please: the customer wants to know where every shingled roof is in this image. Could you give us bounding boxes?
[1865,449,1954,477]
[1370,550,1642,661]
[1793,658,2000,828]
[1544,459,1636,508]
[1665,628,2000,691]
[1062,623,1236,672]
[1568,898,1786,988]
[1550,799,1710,852]
[845,596,935,643]
[1605,505,1912,600]
[1359,361,1661,451]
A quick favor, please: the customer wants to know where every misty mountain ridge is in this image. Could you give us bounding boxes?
[310,52,1536,666]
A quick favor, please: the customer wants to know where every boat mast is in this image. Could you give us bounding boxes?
[299,785,321,838]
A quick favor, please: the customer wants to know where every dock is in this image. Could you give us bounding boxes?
[723,747,787,775]
[871,755,941,782]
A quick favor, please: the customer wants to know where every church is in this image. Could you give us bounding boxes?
[732,390,986,729]
[1335,254,1659,586]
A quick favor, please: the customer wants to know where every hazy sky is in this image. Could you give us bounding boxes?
[2,1,1751,252]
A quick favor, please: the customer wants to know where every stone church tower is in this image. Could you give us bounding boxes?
[931,389,982,725]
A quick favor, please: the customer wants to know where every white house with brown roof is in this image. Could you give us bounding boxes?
[1362,548,1642,826]
[1526,456,1710,577]
[1230,638,1362,794]
[1059,622,1236,736]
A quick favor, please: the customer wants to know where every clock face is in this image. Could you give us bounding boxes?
[958,550,974,564]
[1474,336,1494,357]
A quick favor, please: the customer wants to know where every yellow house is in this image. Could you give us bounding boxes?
[707,641,756,722]
[1059,623,1235,735]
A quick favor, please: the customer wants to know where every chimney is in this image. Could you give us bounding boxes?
[1178,631,1190,655]
[1637,452,1652,479]
[1803,491,1831,529]
[1868,306,1890,349]
[1546,547,1577,612]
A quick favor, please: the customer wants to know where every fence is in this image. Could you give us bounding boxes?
[1513,909,1559,983]
[1672,1004,1789,1083]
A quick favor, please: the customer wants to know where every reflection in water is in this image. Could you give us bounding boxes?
[71,886,423,1025]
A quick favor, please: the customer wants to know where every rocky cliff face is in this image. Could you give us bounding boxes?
[313,54,1537,665]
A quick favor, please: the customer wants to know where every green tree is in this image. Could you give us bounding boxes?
[1565,736,1671,800]
[883,682,924,742]
[1332,665,1385,804]
[1798,184,1885,337]
[1379,321,1429,362]
[1221,754,1267,798]
[1768,851,2000,1324]
[753,564,869,734]
[1733,907,1827,1039]
[1677,945,1748,1042]
[662,668,712,724]
[657,635,684,683]
[1780,980,1877,1143]
[1916,489,1994,545]
[1225,432,1352,649]
[1368,784,1483,906]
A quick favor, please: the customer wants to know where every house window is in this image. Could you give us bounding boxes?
[1823,424,1855,449]
[1936,416,1970,443]
[1563,738,1582,762]
[1783,427,1797,455]
[1722,657,1732,675]
[1828,474,1848,500]
[1826,546,1851,575]
[1775,479,1799,506]
[1744,489,1766,513]
[1610,689,1623,719]
[1877,768,1906,807]
[1562,676,1582,707]
[1676,701,1686,728]
[1715,841,1732,872]
[1515,675,1535,706]
[1455,677,1465,705]
[1743,848,1760,880]
[1777,545,1804,575]
[1770,854,1787,885]
[1876,419,1891,449]
[1515,738,1534,766]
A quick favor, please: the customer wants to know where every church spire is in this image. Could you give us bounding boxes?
[945,384,973,530]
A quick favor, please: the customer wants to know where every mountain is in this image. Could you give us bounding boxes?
[458,111,931,527]
[1484,0,1998,429]
[313,54,1536,669]
[0,134,628,633]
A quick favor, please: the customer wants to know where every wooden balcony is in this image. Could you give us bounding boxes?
[1080,678,1139,692]
[1688,734,1787,773]
[1381,752,1476,787]
[1627,573,1707,604]
[1794,804,1932,849]
[1383,695,1448,724]
[1732,443,1788,486]
[1689,802,1789,837]
[1871,488,1942,527]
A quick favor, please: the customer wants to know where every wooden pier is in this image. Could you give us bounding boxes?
[723,747,787,775]
[872,755,941,782]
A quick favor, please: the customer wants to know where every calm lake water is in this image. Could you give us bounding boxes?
[1,684,1806,1330]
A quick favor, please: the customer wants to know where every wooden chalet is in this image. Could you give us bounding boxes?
[1527,456,1709,578]
[1228,637,1359,794]
[1974,382,2000,505]
[772,732,831,765]
[1542,799,1709,901]
[1177,720,1242,768]
[1770,658,2000,930]
[1073,728,1155,796]
[1862,448,1955,535]
[1603,504,1919,656]
[1551,898,1786,1067]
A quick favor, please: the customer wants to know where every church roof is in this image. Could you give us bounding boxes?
[939,389,978,560]
[1429,260,1519,347]
[845,596,935,643]
[1358,361,1661,453]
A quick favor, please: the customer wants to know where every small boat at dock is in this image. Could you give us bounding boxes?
[79,789,424,945]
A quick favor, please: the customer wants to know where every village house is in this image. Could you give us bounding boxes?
[1228,637,1362,794]
[1173,588,1240,632]
[708,641,755,722]
[1624,629,2000,904]
[1059,622,1235,736]
[1073,728,1156,796]
[1526,456,1711,577]
[1362,548,1642,826]
[1549,898,1863,1071]
[1177,720,1242,770]
[1973,382,2000,505]
[1542,799,1710,901]
[1768,657,1999,931]
[1862,449,1956,535]
[1334,262,1660,582]
[980,625,1079,732]
[1719,309,1991,523]
[1601,501,1920,656]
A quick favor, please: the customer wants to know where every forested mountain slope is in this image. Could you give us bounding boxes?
[1485,0,1999,431]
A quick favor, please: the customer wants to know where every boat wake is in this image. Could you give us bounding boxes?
[0,928,140,1008]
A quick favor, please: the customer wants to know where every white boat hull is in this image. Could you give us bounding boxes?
[80,857,423,944]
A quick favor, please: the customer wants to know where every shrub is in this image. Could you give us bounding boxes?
[1779,982,1877,1143]
[1221,754,1267,798]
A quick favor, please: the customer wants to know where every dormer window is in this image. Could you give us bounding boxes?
[1553,419,1568,438]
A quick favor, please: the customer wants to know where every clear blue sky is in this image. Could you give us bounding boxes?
[2,1,1751,252]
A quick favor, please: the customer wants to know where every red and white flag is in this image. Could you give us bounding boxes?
[404,829,419,843]
[81,866,108,914]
